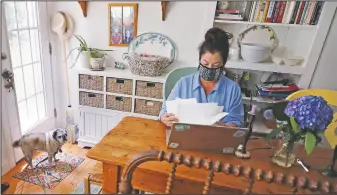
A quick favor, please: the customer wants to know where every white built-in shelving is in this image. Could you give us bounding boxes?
[211,1,337,88]
[214,19,318,29]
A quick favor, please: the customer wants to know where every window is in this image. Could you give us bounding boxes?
[4,1,47,132]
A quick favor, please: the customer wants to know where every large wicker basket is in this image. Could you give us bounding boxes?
[123,53,171,77]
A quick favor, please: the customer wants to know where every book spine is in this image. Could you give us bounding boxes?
[249,1,257,21]
[282,1,290,23]
[262,1,270,22]
[265,0,276,22]
[290,1,301,24]
[285,1,296,24]
[276,1,287,23]
[259,1,267,22]
[305,1,317,24]
[311,1,324,25]
[296,1,306,24]
[309,1,319,24]
[272,1,280,23]
[255,1,262,22]
[300,1,310,24]
[294,1,303,24]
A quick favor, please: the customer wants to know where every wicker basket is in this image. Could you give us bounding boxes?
[79,74,104,91]
[123,53,172,77]
[134,99,162,116]
[135,81,163,99]
[79,92,104,108]
[106,77,133,95]
[106,95,132,112]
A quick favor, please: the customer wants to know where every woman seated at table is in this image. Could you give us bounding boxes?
[159,27,244,127]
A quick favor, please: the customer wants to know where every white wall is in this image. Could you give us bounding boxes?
[309,9,337,90]
[47,1,215,127]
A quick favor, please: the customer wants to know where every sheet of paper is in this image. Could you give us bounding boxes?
[166,98,198,115]
[166,98,228,125]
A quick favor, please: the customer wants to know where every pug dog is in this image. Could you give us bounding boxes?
[12,128,68,169]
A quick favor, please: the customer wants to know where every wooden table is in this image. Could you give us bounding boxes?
[87,116,337,194]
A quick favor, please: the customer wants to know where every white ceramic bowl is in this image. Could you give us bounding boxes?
[271,54,284,65]
[241,43,271,63]
[284,56,303,66]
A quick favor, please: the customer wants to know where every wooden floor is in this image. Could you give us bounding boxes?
[1,143,102,194]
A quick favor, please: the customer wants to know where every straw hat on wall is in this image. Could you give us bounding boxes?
[51,11,74,40]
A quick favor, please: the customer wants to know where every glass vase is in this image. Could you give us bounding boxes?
[272,141,296,168]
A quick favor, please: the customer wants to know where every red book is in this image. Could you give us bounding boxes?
[276,1,287,23]
[296,2,306,24]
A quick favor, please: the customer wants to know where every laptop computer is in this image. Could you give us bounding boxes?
[166,123,249,154]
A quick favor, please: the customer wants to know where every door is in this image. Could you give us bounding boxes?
[2,1,56,164]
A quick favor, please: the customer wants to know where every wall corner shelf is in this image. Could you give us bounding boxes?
[78,1,87,17]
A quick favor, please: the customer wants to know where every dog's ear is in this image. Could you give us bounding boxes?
[52,130,58,140]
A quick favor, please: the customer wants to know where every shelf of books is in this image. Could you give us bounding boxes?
[214,19,318,28]
[214,1,324,27]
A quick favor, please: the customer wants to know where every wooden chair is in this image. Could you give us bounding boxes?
[164,67,197,100]
[118,150,335,194]
[286,89,337,148]
[84,173,103,194]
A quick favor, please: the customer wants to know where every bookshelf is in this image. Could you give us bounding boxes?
[204,1,337,89]
[197,1,337,132]
[214,19,318,29]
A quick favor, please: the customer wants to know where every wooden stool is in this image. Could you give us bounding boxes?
[84,173,103,194]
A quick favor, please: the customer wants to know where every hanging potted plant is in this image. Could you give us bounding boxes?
[265,96,334,168]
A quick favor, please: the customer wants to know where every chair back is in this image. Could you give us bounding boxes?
[118,150,252,194]
[286,89,337,148]
[118,149,335,194]
[164,67,197,100]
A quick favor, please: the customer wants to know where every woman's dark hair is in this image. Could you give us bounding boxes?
[198,27,230,64]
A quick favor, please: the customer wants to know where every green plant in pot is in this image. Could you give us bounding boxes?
[67,35,112,69]
[67,35,90,68]
[265,96,334,168]
[88,49,106,70]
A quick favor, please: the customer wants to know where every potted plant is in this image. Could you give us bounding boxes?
[88,49,106,70]
[67,35,113,69]
[265,96,334,168]
[67,35,90,68]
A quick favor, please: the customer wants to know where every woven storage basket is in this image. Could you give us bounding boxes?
[123,53,171,77]
[106,95,132,112]
[106,77,133,95]
[79,74,104,91]
[134,99,162,116]
[79,92,104,108]
[135,81,163,99]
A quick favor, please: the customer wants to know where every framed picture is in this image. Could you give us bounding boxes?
[108,3,138,46]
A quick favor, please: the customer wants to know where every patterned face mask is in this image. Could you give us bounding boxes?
[198,63,224,81]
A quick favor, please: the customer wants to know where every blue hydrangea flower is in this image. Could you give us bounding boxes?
[284,95,333,132]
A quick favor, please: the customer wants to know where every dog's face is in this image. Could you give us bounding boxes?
[52,128,68,144]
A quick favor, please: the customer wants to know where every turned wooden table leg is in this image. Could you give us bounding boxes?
[103,163,121,193]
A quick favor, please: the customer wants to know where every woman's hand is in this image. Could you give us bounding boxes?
[160,113,179,127]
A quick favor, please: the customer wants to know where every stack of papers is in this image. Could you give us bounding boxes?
[166,98,228,125]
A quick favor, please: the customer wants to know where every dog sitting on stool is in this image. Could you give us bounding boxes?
[12,128,68,169]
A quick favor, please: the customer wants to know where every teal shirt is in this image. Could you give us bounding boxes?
[159,72,244,127]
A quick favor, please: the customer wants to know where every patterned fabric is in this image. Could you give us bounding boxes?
[12,153,84,189]
[198,64,224,81]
